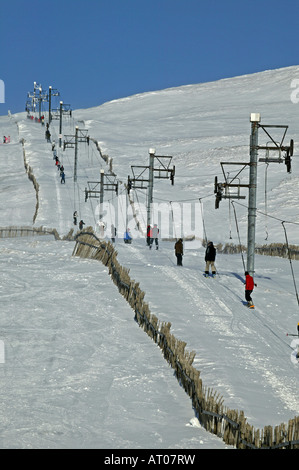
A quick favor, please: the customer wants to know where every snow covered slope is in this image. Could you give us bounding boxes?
[1,65,299,448]
[75,65,299,245]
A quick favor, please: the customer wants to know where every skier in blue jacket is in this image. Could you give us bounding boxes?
[124,229,132,244]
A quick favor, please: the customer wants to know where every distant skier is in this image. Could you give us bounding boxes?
[150,224,159,250]
[98,220,106,238]
[147,225,151,246]
[124,228,132,244]
[111,224,116,243]
[73,211,78,225]
[174,238,183,266]
[244,271,257,308]
[204,241,216,277]
[45,129,51,142]
[60,171,65,184]
[79,220,85,230]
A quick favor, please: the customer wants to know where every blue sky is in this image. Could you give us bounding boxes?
[1,0,299,115]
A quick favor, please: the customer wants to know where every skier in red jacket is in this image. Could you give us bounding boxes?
[245,271,257,308]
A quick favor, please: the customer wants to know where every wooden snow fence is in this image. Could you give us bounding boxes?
[72,228,299,449]
[90,137,115,175]
[0,225,61,240]
[20,137,40,223]
[217,241,299,261]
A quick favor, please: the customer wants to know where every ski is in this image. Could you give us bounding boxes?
[286,333,299,337]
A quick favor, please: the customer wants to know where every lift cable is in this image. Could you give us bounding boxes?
[264,162,269,240]
[281,221,299,310]
[199,198,208,244]
[233,201,299,226]
[231,201,246,272]
[169,201,177,240]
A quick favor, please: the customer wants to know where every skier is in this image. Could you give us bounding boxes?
[79,220,85,230]
[98,220,106,238]
[204,241,216,277]
[73,211,78,225]
[150,224,159,250]
[111,224,116,243]
[124,228,132,244]
[174,238,183,266]
[244,271,257,308]
[60,171,65,184]
[45,129,51,142]
[146,225,152,246]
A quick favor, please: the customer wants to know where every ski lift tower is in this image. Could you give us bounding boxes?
[63,126,89,182]
[247,113,260,276]
[147,148,175,228]
[248,115,294,275]
[128,148,175,229]
[48,86,60,126]
[214,113,294,277]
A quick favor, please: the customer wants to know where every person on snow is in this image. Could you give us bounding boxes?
[73,211,78,225]
[45,129,51,142]
[124,228,132,244]
[150,224,159,250]
[79,220,85,230]
[244,271,257,308]
[147,225,152,247]
[98,220,106,238]
[174,238,183,266]
[111,224,116,243]
[60,171,65,184]
[204,241,216,277]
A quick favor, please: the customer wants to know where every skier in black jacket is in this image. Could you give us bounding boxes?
[204,241,216,277]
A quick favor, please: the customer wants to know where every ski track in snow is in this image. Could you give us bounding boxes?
[120,243,299,422]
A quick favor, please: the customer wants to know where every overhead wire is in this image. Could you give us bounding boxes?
[152,192,214,204]
[132,188,147,231]
[264,163,269,240]
[199,198,208,244]
[281,221,299,310]
[231,201,246,272]
[233,200,299,226]
[169,201,177,239]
